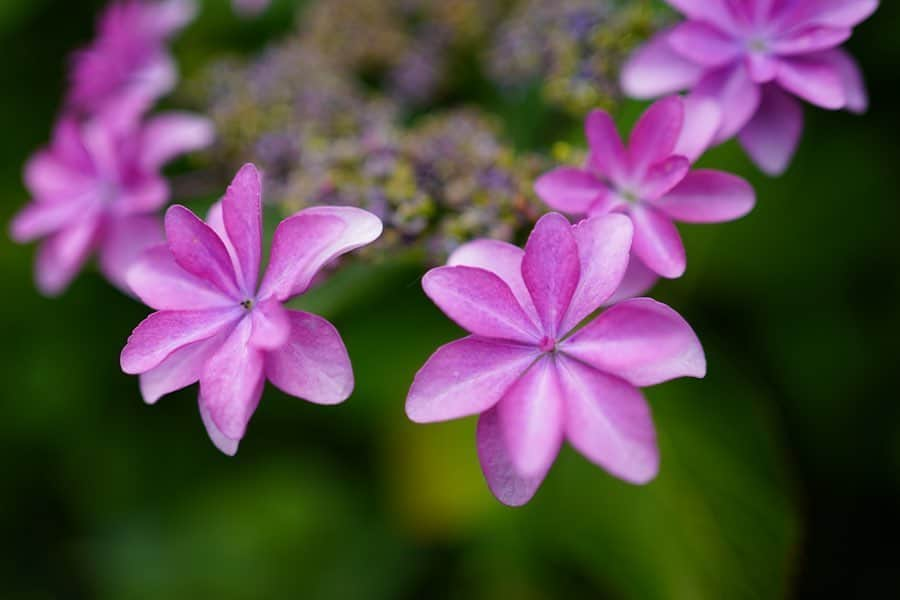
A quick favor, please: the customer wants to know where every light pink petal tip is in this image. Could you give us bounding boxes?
[628,205,686,279]
[621,29,704,99]
[654,170,756,222]
[140,112,214,170]
[585,109,628,179]
[628,96,685,175]
[534,168,605,215]
[738,85,805,176]
[99,215,164,294]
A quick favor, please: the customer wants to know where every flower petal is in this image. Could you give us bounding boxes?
[522,213,580,338]
[695,64,762,142]
[534,167,606,215]
[777,0,878,28]
[121,308,242,374]
[620,30,705,99]
[605,256,660,306]
[249,298,290,350]
[563,298,706,387]
[557,356,659,484]
[165,205,241,298]
[23,150,93,202]
[259,206,382,302]
[775,54,845,109]
[666,0,744,34]
[98,215,164,293]
[674,96,722,163]
[821,48,868,114]
[200,401,240,456]
[406,336,538,423]
[140,112,214,170]
[34,217,100,296]
[638,156,691,201]
[737,85,805,176]
[667,21,741,67]
[628,96,685,176]
[653,169,756,222]
[222,163,263,294]
[628,205,686,279]
[422,266,541,343]
[264,310,355,405]
[560,214,634,334]
[10,197,91,243]
[771,26,851,55]
[126,245,235,311]
[585,109,628,180]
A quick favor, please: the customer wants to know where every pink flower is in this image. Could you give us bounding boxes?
[621,0,877,175]
[120,164,383,455]
[406,212,706,506]
[232,0,270,17]
[535,96,755,295]
[68,0,197,123]
[10,111,214,295]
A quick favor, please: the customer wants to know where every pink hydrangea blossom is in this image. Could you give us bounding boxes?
[406,212,705,506]
[120,164,383,455]
[233,0,270,17]
[621,0,877,175]
[10,111,214,295]
[68,0,197,123]
[535,96,755,296]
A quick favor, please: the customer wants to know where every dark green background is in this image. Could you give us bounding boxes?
[1,1,898,598]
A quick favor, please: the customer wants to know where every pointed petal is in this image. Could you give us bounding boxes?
[10,197,91,243]
[557,356,659,484]
[605,256,660,305]
[522,213,580,338]
[775,55,845,109]
[821,48,868,114]
[771,26,851,55]
[628,97,685,176]
[165,205,241,298]
[406,336,538,423]
[200,401,240,456]
[23,150,93,202]
[98,215,164,293]
[653,169,756,222]
[422,266,540,343]
[629,205,686,279]
[696,64,762,142]
[477,406,554,507]
[620,30,705,99]
[666,0,744,34]
[140,112,214,170]
[585,109,628,180]
[674,96,722,163]
[34,217,99,296]
[639,156,691,201]
[259,206,382,301]
[778,0,878,28]
[561,214,634,334]
[121,308,242,374]
[534,167,606,215]
[126,245,235,311]
[249,298,290,350]
[737,85,805,176]
[667,21,740,67]
[563,298,706,387]
[222,164,263,293]
[264,310,354,405]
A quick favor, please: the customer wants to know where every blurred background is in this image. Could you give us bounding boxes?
[1,1,899,598]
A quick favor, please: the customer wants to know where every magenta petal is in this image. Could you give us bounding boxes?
[746,52,778,84]
[674,96,721,163]
[696,64,762,142]
[653,169,756,222]
[585,109,628,180]
[139,326,233,404]
[34,217,99,296]
[23,151,92,202]
[448,239,539,323]
[771,26,851,55]
[628,97,685,176]
[120,308,241,374]
[165,205,241,298]
[534,167,606,215]
[629,205,686,279]
[667,21,740,67]
[222,164,263,293]
[605,256,660,305]
[264,310,354,405]
[259,206,382,301]
[140,112,214,170]
[98,215,164,293]
[557,356,659,484]
[780,0,878,28]
[406,336,538,423]
[249,299,290,350]
[200,317,265,441]
[620,30,705,99]
[496,358,564,478]
[638,156,691,201]
[563,298,706,387]
[117,176,169,214]
[126,245,235,311]
[422,266,540,343]
[775,55,845,109]
[522,213,580,338]
[666,0,743,34]
[10,198,90,243]
[561,214,634,334]
[200,401,240,456]
[477,406,553,507]
[821,48,868,114]
[738,85,805,176]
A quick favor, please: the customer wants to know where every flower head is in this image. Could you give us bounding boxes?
[406,212,705,506]
[621,0,877,174]
[535,96,755,293]
[120,164,383,455]
[10,111,213,295]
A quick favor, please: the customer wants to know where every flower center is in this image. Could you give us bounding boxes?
[748,38,769,53]
[538,336,556,353]
[619,188,640,204]
[240,299,254,311]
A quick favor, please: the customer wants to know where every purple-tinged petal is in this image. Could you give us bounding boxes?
[666,0,744,34]
[34,217,100,296]
[406,336,538,423]
[165,205,241,299]
[775,55,845,109]
[522,213,580,338]
[422,266,541,343]
[771,26,851,55]
[121,308,242,374]
[695,64,762,142]
[777,0,878,28]
[638,156,691,201]
[140,112,214,170]
[653,169,756,222]
[585,109,628,180]
[205,202,240,274]
[23,150,93,202]
[222,164,263,294]
[496,358,564,478]
[820,48,868,114]
[264,310,355,405]
[448,239,539,323]
[674,96,721,163]
[126,245,235,311]
[560,214,634,334]
[667,21,741,67]
[249,299,290,350]
[477,405,554,507]
[200,401,240,456]
[200,317,265,441]
[534,167,606,215]
[116,177,169,215]
[258,206,382,301]
[628,96,685,176]
[620,30,705,99]
[737,85,805,176]
[139,325,234,404]
[557,356,659,484]
[98,214,164,293]
[562,298,706,387]
[746,52,779,83]
[146,0,197,37]
[604,257,660,306]
[628,205,686,279]
[10,197,91,243]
